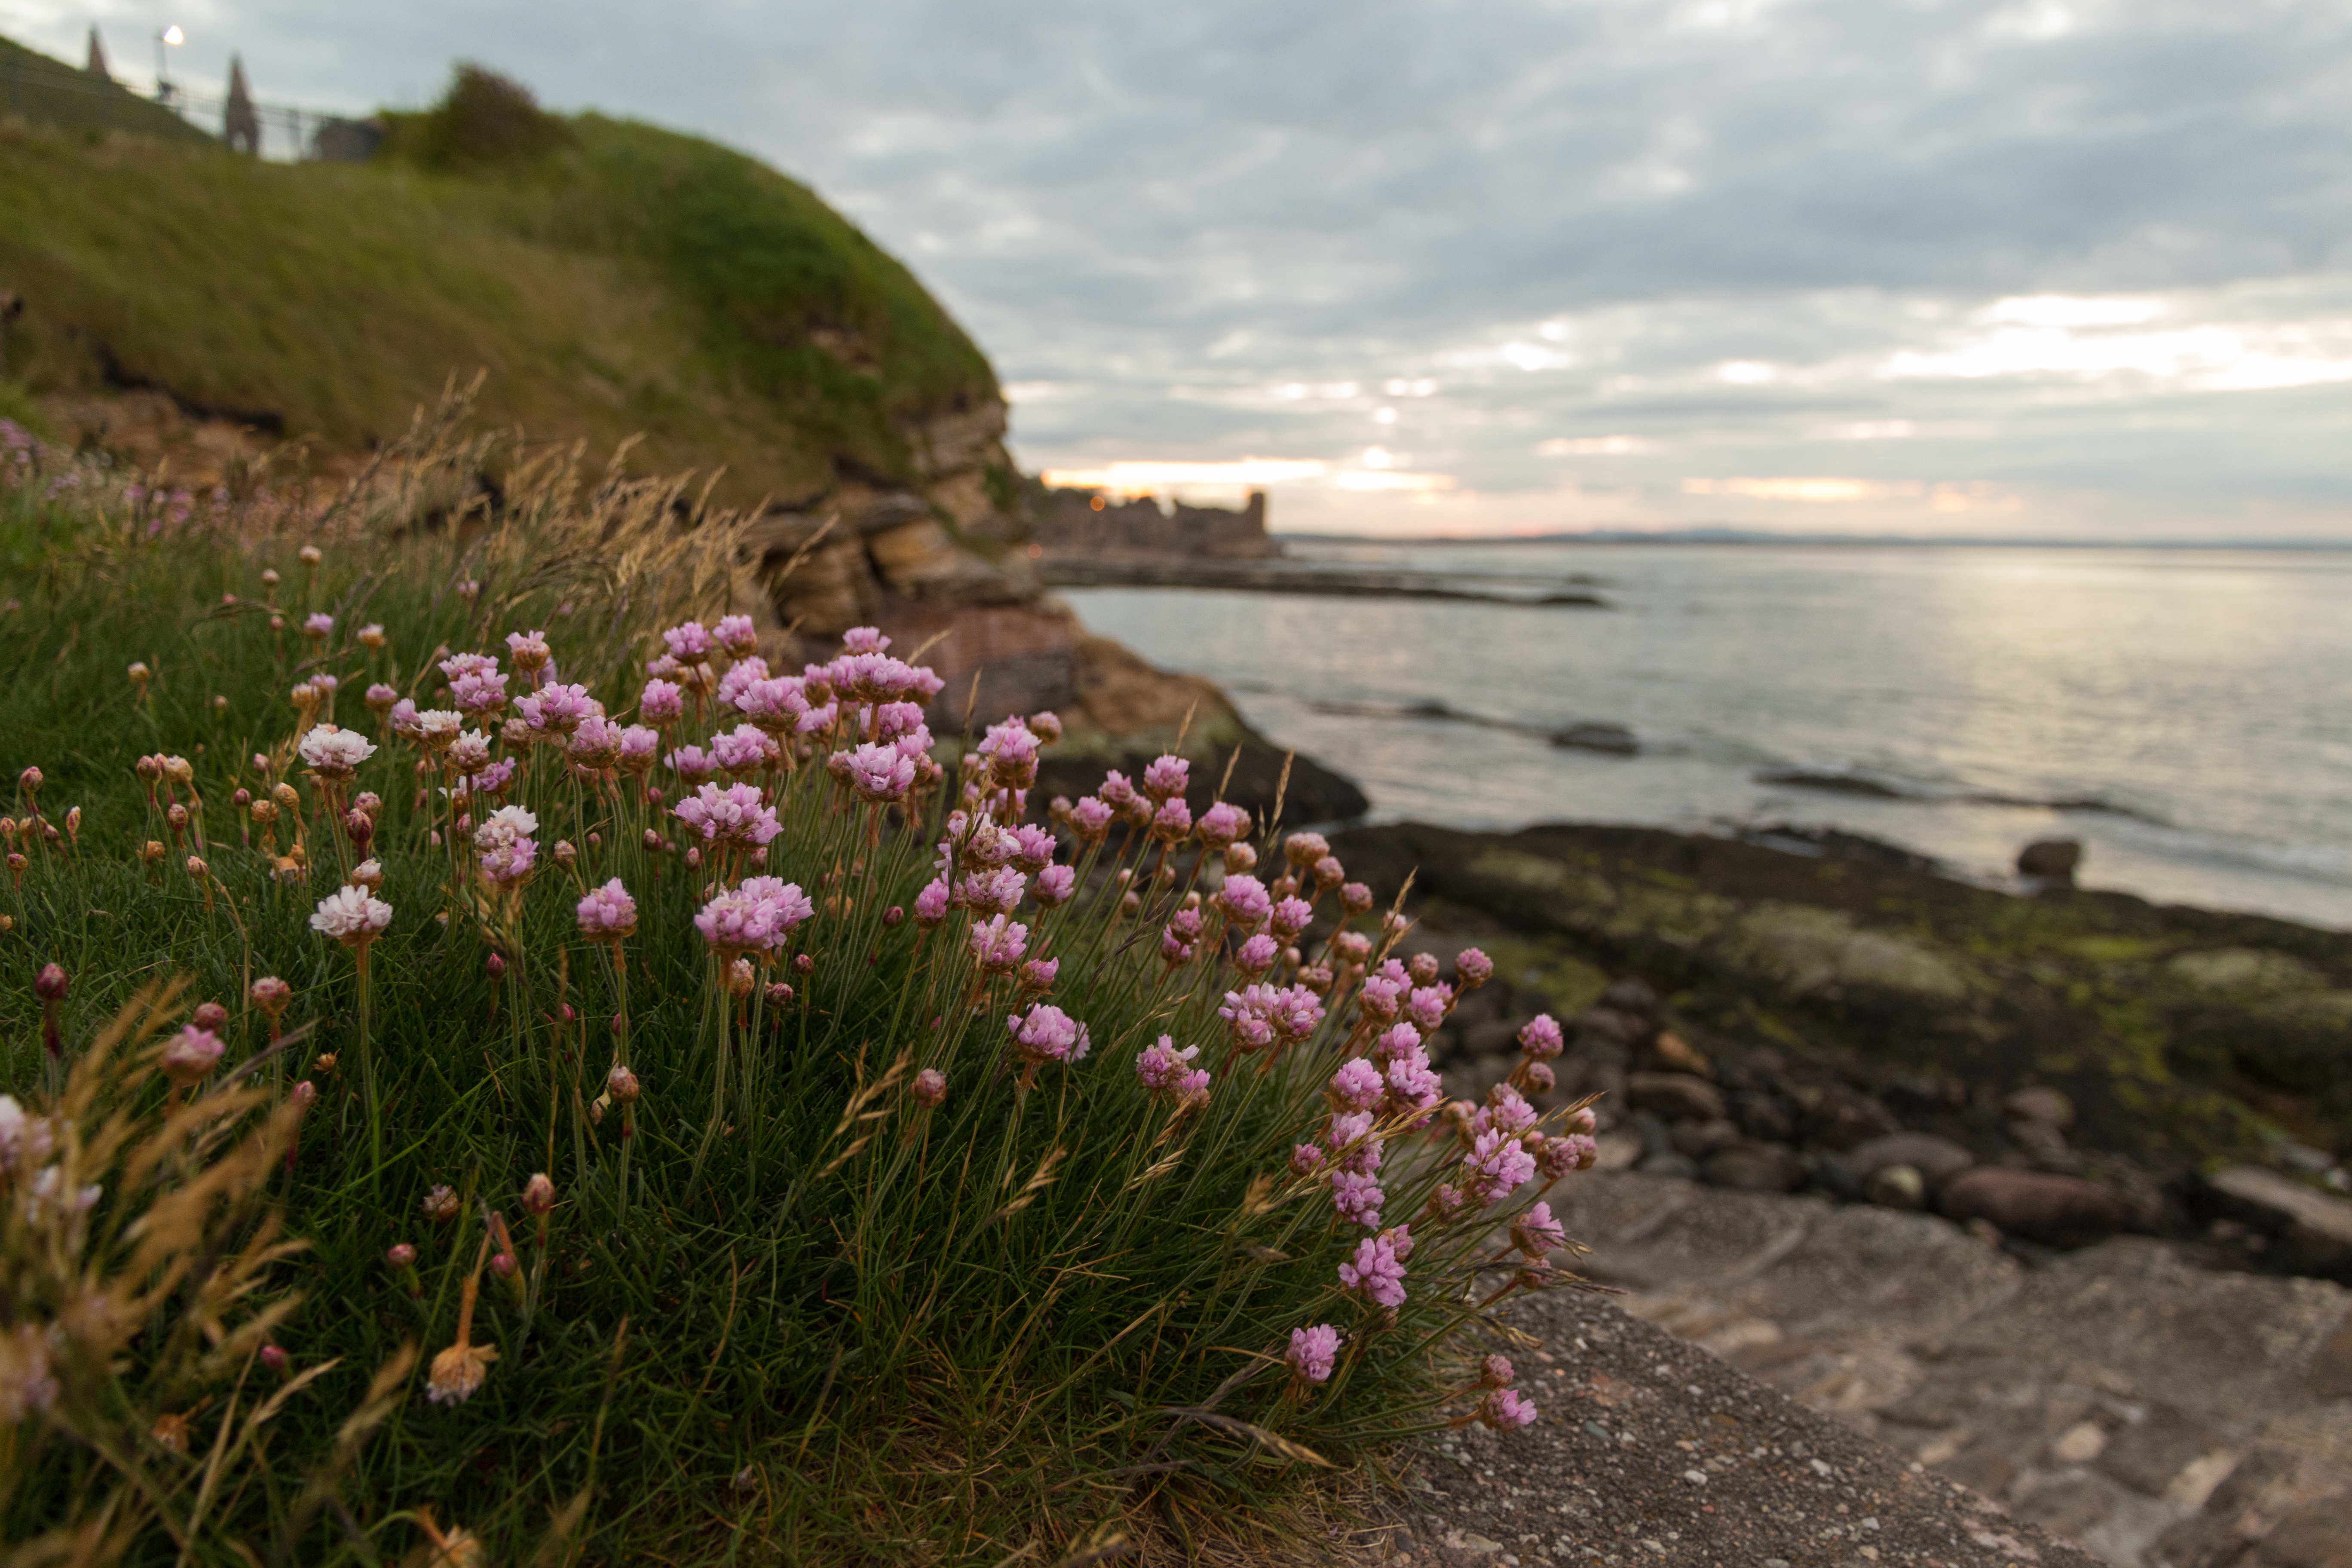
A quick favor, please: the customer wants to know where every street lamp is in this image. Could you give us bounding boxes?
[153,25,182,103]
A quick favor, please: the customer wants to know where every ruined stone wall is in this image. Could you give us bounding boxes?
[1028,487,1280,561]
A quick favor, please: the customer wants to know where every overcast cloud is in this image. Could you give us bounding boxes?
[10,0,2352,536]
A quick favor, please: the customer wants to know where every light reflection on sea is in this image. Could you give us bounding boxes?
[1062,542,2352,930]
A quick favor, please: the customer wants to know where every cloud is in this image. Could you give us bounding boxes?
[12,0,2352,536]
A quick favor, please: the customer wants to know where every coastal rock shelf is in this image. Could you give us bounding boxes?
[1038,557,1612,606]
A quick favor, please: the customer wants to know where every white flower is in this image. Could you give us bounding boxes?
[416,709,464,749]
[297,725,376,778]
[310,885,393,943]
[472,805,538,851]
[0,1096,55,1177]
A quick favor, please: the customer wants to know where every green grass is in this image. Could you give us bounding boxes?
[0,46,997,505]
[0,35,214,147]
[0,433,1575,1563]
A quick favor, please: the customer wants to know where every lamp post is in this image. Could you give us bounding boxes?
[152,24,182,103]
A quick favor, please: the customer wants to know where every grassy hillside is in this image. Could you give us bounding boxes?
[0,52,999,503]
[0,33,214,147]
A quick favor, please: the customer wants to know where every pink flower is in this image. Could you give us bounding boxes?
[364,682,398,713]
[1328,1058,1385,1112]
[1536,1133,1598,1179]
[695,888,779,953]
[1325,1109,1381,1174]
[958,866,1028,914]
[1373,1022,1423,1061]
[1017,956,1060,990]
[841,625,890,655]
[969,915,1029,971]
[977,719,1041,787]
[1461,1129,1538,1207]
[1218,983,1279,1050]
[1097,770,1137,810]
[795,701,839,736]
[478,836,538,885]
[875,701,928,744]
[1455,948,1494,986]
[710,724,780,775]
[666,745,718,785]
[303,612,335,639]
[1135,1035,1201,1093]
[663,622,714,663]
[912,1067,947,1107]
[440,652,498,682]
[673,782,782,849]
[1032,864,1076,908]
[1151,797,1193,840]
[1287,1324,1341,1384]
[1269,985,1324,1042]
[617,726,660,772]
[576,879,637,939]
[1481,1354,1517,1389]
[1197,802,1251,847]
[1384,1051,1443,1113]
[1512,1201,1566,1259]
[160,1025,224,1086]
[639,679,685,724]
[1338,1232,1409,1310]
[1269,897,1313,942]
[1142,754,1188,799]
[913,878,952,927]
[569,715,624,769]
[1234,933,1279,976]
[451,669,509,714]
[505,629,552,671]
[1215,874,1273,928]
[1006,1003,1089,1066]
[1009,824,1056,871]
[714,614,759,656]
[1482,1389,1538,1430]
[1341,881,1374,913]
[839,742,916,802]
[1518,1014,1565,1060]
[716,656,772,709]
[741,875,815,936]
[1476,1085,1540,1139]
[1283,830,1330,866]
[1289,1143,1325,1176]
[517,683,600,734]
[1069,797,1113,839]
[1405,984,1453,1031]
[737,675,809,732]
[1331,1170,1385,1227]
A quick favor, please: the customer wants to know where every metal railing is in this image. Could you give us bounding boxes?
[0,48,372,162]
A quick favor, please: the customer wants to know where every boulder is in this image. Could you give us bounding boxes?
[1702,1141,1807,1193]
[2018,839,2083,881]
[2005,1085,2077,1130]
[1731,1090,1797,1145]
[1796,1083,1902,1151]
[1625,1072,1727,1124]
[1551,722,1638,756]
[1939,1167,2132,1248]
[2206,1167,2352,1282]
[1846,1131,1975,1185]
[1865,1163,1929,1210]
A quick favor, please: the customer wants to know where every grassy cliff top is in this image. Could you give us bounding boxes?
[0,54,999,503]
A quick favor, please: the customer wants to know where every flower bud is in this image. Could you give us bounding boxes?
[522,1173,556,1216]
[127,662,152,687]
[554,839,576,867]
[343,810,374,848]
[386,1243,416,1268]
[269,614,285,632]
[793,952,815,976]
[312,1053,337,1073]
[726,958,756,999]
[271,782,299,810]
[260,568,281,588]
[165,802,190,832]
[606,1063,641,1102]
[766,982,793,1008]
[260,1345,289,1373]
[251,975,291,1012]
[912,1067,947,1108]
[192,1001,229,1031]
[184,855,208,879]
[422,1185,459,1224]
[486,953,507,980]
[1408,952,1441,985]
[491,1253,517,1278]
[17,766,40,796]
[883,905,904,927]
[35,962,69,1002]
[141,840,166,865]
[291,1081,317,1109]
[297,545,323,567]
[135,754,162,782]
[231,787,251,808]
[643,828,663,850]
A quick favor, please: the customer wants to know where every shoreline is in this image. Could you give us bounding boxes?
[1038,555,1611,606]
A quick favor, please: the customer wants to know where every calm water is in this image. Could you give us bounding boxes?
[1063,542,2352,930]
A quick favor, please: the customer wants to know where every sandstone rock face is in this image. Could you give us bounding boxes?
[1548,1171,2352,1568]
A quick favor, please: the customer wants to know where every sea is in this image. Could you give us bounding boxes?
[1060,541,2352,931]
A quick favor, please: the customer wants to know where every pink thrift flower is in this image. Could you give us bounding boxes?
[617,726,659,772]
[663,621,714,663]
[1215,874,1273,928]
[1518,1014,1565,1060]
[303,612,335,638]
[1513,1202,1567,1259]
[977,719,1041,786]
[160,1025,225,1086]
[1328,1058,1385,1112]
[1010,823,1056,871]
[710,724,780,775]
[715,656,772,709]
[1135,1035,1201,1093]
[478,836,538,885]
[839,742,916,802]
[1481,1353,1517,1389]
[640,678,685,724]
[1017,956,1059,990]
[1069,796,1114,839]
[674,782,782,848]
[1456,948,1494,986]
[1338,1233,1408,1310]
[695,888,778,953]
[1482,1389,1538,1430]
[1269,897,1313,941]
[576,879,638,940]
[737,675,809,732]
[505,628,551,670]
[1218,984,1280,1051]
[1197,801,1251,847]
[440,652,498,682]
[913,877,952,927]
[1404,984,1453,1031]
[958,867,1028,914]
[1289,1143,1325,1176]
[840,625,890,655]
[1006,1003,1089,1066]
[875,700,927,742]
[1537,1133,1598,1179]
[1270,984,1324,1042]
[1384,1052,1443,1112]
[569,715,624,769]
[1097,770,1137,809]
[666,745,718,785]
[1283,830,1330,866]
[969,915,1030,971]
[1234,933,1279,976]
[1325,1110,1381,1174]
[738,876,815,940]
[714,614,758,656]
[451,669,509,714]
[1373,1022,1423,1061]
[1331,1170,1384,1228]
[912,1067,947,1107]
[796,701,839,736]
[1287,1324,1341,1384]
[1032,864,1076,907]
[1141,754,1188,799]
[1478,1084,1540,1139]
[1462,1129,1538,1207]
[1151,797,1192,839]
[518,683,600,734]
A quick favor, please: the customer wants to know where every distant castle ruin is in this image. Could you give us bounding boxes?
[1028,484,1280,562]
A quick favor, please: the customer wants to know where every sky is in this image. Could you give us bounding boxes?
[9,0,2352,539]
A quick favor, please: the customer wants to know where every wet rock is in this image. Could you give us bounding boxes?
[1703,1141,1806,1193]
[2205,1166,2352,1282]
[1865,1164,1929,1210]
[1550,721,1638,756]
[1626,1071,1727,1124]
[2019,839,2084,882]
[1847,1131,1975,1185]
[1670,1117,1742,1161]
[2006,1086,2078,1130]
[1940,1167,2132,1248]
